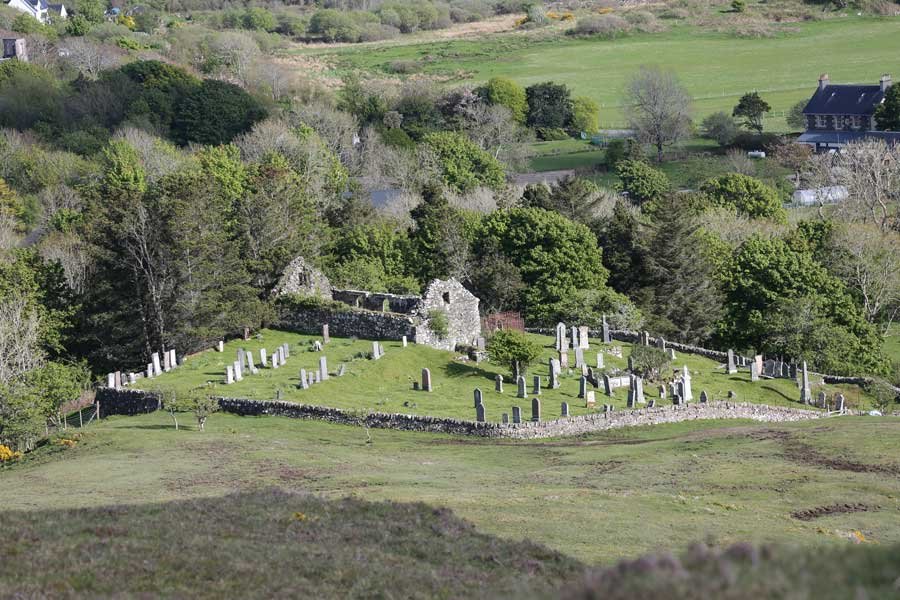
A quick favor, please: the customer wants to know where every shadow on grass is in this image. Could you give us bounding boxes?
[760,385,795,403]
[443,361,499,383]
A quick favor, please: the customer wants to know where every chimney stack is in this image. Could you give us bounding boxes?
[880,74,892,93]
[818,73,829,91]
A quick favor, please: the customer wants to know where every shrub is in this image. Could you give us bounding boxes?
[570,14,630,38]
[535,127,570,141]
[700,173,786,221]
[732,0,747,12]
[387,59,421,74]
[701,111,738,147]
[488,329,542,379]
[427,309,449,339]
[0,444,22,462]
[616,159,670,206]
[628,345,672,382]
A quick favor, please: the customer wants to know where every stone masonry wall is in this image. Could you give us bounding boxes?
[276,306,416,341]
[96,388,826,439]
[413,278,481,351]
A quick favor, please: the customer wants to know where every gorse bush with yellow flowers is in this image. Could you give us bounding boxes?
[0,444,22,462]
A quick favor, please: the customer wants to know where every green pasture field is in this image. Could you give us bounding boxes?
[299,17,900,129]
[3,412,899,566]
[132,329,873,422]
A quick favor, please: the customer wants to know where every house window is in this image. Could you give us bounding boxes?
[442,292,451,304]
[814,115,828,129]
[833,116,844,131]
[850,116,862,130]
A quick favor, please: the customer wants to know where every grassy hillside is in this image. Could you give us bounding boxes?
[299,17,900,129]
[132,330,873,422]
[3,413,899,565]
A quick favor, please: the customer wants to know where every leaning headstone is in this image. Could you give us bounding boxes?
[578,326,589,349]
[578,376,587,399]
[233,361,243,382]
[601,315,611,343]
[319,356,328,381]
[422,368,432,392]
[299,368,309,389]
[559,351,569,369]
[700,390,709,403]
[152,352,161,376]
[226,365,235,384]
[800,361,811,404]
[532,375,541,395]
[516,376,526,398]
[531,398,541,422]
[337,363,346,377]
[495,374,504,393]
[727,390,736,399]
[474,388,483,407]
[574,348,585,368]
[603,374,613,397]
[512,406,522,424]
[727,349,737,374]
[561,402,570,417]
[322,324,330,344]
[501,413,509,424]
[648,399,656,408]
[750,361,759,382]
[476,403,485,422]
[217,340,224,353]
[596,353,604,369]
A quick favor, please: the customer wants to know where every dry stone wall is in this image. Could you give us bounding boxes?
[96,387,162,418]
[276,305,416,341]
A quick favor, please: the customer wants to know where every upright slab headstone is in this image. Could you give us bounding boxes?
[372,341,382,360]
[501,413,509,424]
[282,343,290,359]
[532,375,541,395]
[667,348,676,360]
[421,368,432,392]
[170,349,177,368]
[700,390,709,403]
[549,360,560,389]
[656,337,666,350]
[574,348,585,368]
[272,350,280,369]
[561,402,570,417]
[603,374,612,397]
[233,361,243,382]
[570,326,579,350]
[750,361,759,382]
[834,393,845,413]
[817,391,827,408]
[601,315,611,343]
[578,376,587,399]
[474,388,483,408]
[476,403,485,422]
[516,376,526,398]
[314,369,321,384]
[402,335,408,348]
[658,385,666,400]
[319,356,328,381]
[681,365,693,402]
[152,352,161,376]
[596,353,604,369]
[147,363,153,379]
[106,373,115,388]
[226,365,235,384]
[559,351,569,369]
[299,368,309,389]
[512,406,522,424]
[247,354,257,375]
[322,324,330,344]
[585,391,596,407]
[338,363,346,376]
[217,340,224,352]
[128,372,137,385]
[531,398,541,422]
[237,349,245,370]
[627,355,634,372]
[260,348,268,368]
[163,350,171,372]
[578,326,590,349]
[495,374,503,393]
[727,349,737,374]
[555,322,566,351]
[800,361,811,404]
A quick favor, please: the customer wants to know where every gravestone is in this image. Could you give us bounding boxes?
[658,385,666,400]
[596,353,604,369]
[308,372,315,387]
[170,349,178,368]
[531,398,541,422]
[586,367,594,385]
[648,399,656,408]
[559,351,569,369]
[236,349,244,369]
[299,369,308,389]
[673,393,682,406]
[147,363,153,379]
[152,352,161,377]
[800,361,811,404]
[603,374,613,397]
[502,413,509,424]
[247,354,257,375]
[516,376,526,398]
[476,337,486,351]
[750,361,759,382]
[313,341,323,352]
[532,375,541,395]
[217,340,224,353]
[402,335,408,347]
[422,368,432,392]
[337,363,346,377]
[314,369,321,384]
[727,349,737,374]
[549,360,560,389]
[226,365,235,384]
[571,326,579,350]
[627,355,634,372]
[574,348,585,368]
[282,343,290,359]
[656,337,666,350]
[555,322,566,351]
[512,406,522,424]
[817,391,827,408]
[834,394,845,413]
[260,348,268,368]
[107,373,115,388]
[700,390,709,403]
[585,391,596,407]
[601,315,611,343]
[634,376,645,404]
[128,372,137,385]
[561,402,570,417]
[233,361,243,382]
[667,348,676,360]
[495,374,504,393]
[581,364,589,378]
[319,356,328,381]
[642,331,650,346]
[727,390,736,399]
[163,350,171,372]
[681,365,693,402]
[579,326,590,349]
[474,388,483,408]
[271,350,280,369]
[578,376,587,399]
[372,342,382,360]
[475,403,485,422]
[322,324,330,344]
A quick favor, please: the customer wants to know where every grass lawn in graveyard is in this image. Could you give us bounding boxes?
[3,410,899,568]
[134,329,874,421]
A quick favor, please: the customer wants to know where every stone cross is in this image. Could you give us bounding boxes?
[226,365,234,384]
[495,374,503,393]
[474,388,483,407]
[555,322,566,351]
[578,376,587,399]
[596,353,604,369]
[578,326,589,349]
[727,349,737,374]
[233,361,243,382]
[561,402,570,417]
[217,340,224,353]
[574,348,584,368]
[512,406,522,424]
[531,397,541,422]
[532,375,541,395]
[559,351,569,369]
[422,368,432,392]
[601,315,611,343]
[299,368,308,389]
[319,356,328,381]
[476,403,485,422]
[700,390,709,403]
[800,361,811,404]
[322,324,330,344]
[152,352,161,377]
[516,376,526,398]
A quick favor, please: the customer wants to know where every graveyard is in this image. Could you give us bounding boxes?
[129,328,873,425]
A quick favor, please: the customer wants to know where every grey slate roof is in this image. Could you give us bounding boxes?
[803,85,885,116]
[797,131,900,145]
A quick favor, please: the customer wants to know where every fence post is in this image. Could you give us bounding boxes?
[79,408,83,429]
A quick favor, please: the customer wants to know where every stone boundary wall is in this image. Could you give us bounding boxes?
[276,306,415,341]
[95,387,161,418]
[95,388,827,439]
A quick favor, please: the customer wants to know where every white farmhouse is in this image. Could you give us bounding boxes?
[5,0,67,24]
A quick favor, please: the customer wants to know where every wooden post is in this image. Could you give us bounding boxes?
[79,408,83,429]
